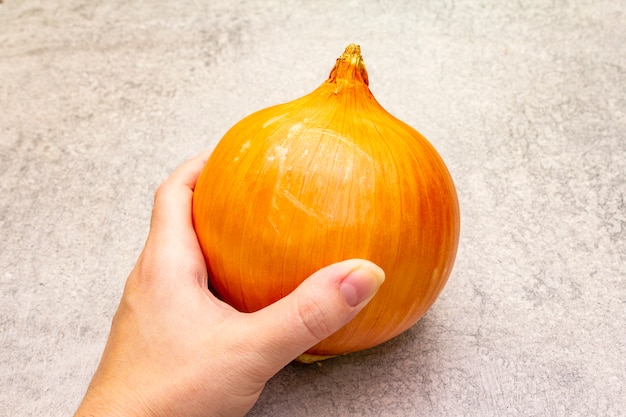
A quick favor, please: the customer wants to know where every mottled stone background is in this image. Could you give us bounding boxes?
[1,1,624,416]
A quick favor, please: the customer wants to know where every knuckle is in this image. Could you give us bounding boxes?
[153,180,171,204]
[297,297,334,341]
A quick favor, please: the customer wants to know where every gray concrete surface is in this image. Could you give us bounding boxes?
[1,1,625,416]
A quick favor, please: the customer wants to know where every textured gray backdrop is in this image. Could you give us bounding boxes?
[1,1,624,416]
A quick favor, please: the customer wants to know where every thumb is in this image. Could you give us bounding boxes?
[248,259,385,373]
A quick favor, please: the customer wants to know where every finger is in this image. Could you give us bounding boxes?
[140,151,212,287]
[164,150,213,192]
[245,259,385,376]
[150,152,209,243]
[150,150,212,239]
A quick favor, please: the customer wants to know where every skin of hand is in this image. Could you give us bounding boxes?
[73,152,385,417]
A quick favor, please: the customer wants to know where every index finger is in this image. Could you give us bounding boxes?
[150,151,212,244]
[162,150,213,194]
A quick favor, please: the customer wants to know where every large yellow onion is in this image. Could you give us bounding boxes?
[192,44,460,362]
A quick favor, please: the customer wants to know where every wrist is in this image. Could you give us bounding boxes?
[74,381,154,417]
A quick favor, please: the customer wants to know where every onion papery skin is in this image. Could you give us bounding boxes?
[192,44,460,360]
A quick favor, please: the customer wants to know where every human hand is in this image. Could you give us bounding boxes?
[74,152,385,417]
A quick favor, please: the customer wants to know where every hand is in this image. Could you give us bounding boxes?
[74,152,385,417]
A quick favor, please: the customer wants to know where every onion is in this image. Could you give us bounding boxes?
[192,44,460,362]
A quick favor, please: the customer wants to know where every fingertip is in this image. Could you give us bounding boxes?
[170,150,212,191]
[338,260,385,307]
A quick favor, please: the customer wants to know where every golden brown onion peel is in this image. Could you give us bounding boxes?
[192,44,460,362]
